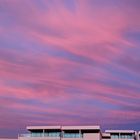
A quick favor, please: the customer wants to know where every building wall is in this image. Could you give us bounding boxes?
[0,139,17,140]
[18,132,101,140]
[1,126,140,140]
[18,137,60,140]
[83,133,101,140]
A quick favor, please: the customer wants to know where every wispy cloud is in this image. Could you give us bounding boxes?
[0,0,140,138]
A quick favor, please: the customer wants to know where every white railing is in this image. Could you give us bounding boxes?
[19,133,83,138]
[19,133,61,138]
[19,134,32,137]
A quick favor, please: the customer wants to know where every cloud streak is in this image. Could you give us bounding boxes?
[0,0,140,138]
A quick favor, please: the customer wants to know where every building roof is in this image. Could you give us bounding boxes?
[62,126,100,130]
[27,125,100,131]
[105,130,135,133]
[27,126,61,130]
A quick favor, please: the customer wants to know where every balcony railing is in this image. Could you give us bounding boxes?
[63,133,83,138]
[19,134,33,137]
[111,134,135,139]
[19,133,83,138]
[19,133,60,138]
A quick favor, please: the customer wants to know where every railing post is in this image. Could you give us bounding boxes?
[60,126,63,140]
[79,130,81,138]
[119,133,120,139]
[43,129,45,137]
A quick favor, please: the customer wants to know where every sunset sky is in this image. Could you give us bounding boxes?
[0,0,140,138]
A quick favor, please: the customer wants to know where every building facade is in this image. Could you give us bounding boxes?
[18,126,140,140]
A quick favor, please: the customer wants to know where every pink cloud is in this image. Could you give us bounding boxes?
[0,0,140,137]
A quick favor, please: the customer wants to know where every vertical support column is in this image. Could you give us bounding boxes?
[61,130,64,138]
[30,131,32,137]
[119,133,120,139]
[136,131,139,140]
[43,129,45,137]
[79,130,82,138]
[60,126,63,140]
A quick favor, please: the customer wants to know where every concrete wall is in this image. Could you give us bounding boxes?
[18,137,60,140]
[62,138,82,140]
[18,132,101,140]
[83,133,101,140]
[0,139,17,140]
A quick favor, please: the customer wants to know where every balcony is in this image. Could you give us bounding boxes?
[110,134,135,140]
[63,133,83,138]
[19,133,61,138]
[19,133,83,138]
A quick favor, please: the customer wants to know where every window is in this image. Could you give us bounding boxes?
[31,132,43,137]
[45,132,60,137]
[64,133,81,138]
[111,134,119,139]
[120,134,134,139]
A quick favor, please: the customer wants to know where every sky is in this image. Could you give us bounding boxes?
[0,0,140,138]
